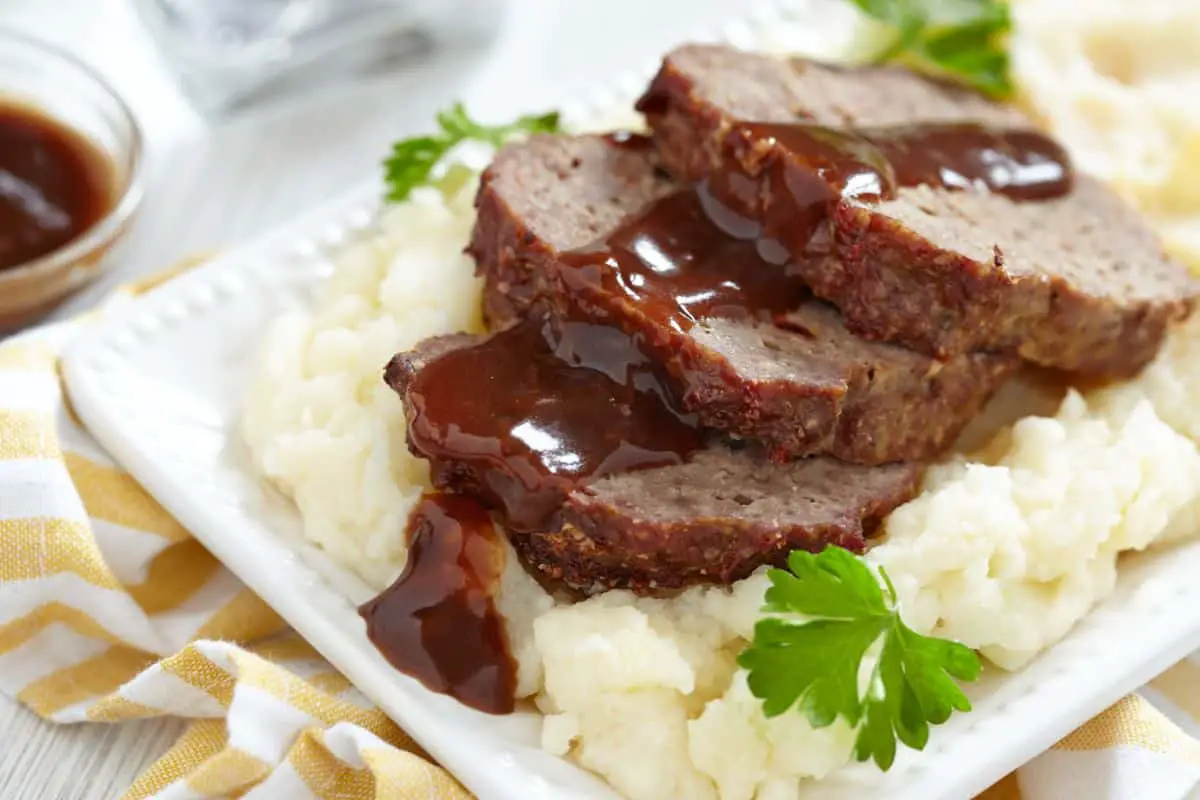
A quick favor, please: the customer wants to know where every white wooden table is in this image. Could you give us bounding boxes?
[0,0,751,795]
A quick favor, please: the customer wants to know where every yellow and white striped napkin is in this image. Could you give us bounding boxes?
[1,271,1199,799]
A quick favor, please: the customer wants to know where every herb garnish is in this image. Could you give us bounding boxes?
[738,547,980,770]
[850,0,1013,98]
[383,103,561,203]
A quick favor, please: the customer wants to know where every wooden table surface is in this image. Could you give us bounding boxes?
[0,0,752,795]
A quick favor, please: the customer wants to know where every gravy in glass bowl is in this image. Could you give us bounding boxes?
[0,102,115,273]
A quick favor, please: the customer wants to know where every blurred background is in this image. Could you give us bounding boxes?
[0,0,756,322]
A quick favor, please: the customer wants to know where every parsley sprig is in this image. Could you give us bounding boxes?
[850,0,1013,98]
[738,547,980,770]
[384,103,561,203]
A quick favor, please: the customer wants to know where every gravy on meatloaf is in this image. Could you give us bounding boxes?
[715,121,1072,250]
[640,44,1195,375]
[471,133,1016,463]
[393,312,703,532]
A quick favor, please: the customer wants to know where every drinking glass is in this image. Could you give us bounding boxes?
[130,0,503,115]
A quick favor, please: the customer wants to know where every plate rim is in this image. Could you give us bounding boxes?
[62,182,608,800]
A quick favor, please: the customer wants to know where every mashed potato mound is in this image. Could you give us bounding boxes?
[241,179,484,589]
[1011,0,1200,268]
[1093,313,1200,444]
[871,392,1200,670]
[522,385,1200,799]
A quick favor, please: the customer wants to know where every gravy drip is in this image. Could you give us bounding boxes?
[359,493,516,714]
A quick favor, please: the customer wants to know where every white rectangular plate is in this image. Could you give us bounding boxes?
[62,5,1200,799]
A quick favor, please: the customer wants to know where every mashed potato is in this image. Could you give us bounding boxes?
[1093,313,1200,443]
[241,5,1200,798]
[1011,0,1200,268]
[241,179,484,588]
[524,386,1200,799]
[871,392,1200,670]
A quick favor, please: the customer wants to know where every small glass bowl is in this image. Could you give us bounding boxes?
[0,29,145,333]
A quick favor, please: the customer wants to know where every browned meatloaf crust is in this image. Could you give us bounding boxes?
[386,334,921,595]
[469,133,1016,464]
[638,43,1197,377]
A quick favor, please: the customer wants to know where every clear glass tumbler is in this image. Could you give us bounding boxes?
[130,0,504,115]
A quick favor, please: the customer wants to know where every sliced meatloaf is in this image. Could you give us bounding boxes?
[638,44,1197,376]
[524,448,918,594]
[469,133,1015,464]
[385,327,921,594]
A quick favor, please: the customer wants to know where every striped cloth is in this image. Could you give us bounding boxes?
[1,273,1198,799]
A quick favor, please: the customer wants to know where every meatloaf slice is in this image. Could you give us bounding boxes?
[470,133,1015,464]
[386,328,921,594]
[639,44,1197,376]
[531,448,918,594]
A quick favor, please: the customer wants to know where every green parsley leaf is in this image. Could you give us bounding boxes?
[383,103,561,203]
[848,0,1013,99]
[738,548,981,771]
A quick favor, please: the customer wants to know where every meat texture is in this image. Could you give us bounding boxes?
[638,44,1197,376]
[386,333,921,594]
[470,133,1015,464]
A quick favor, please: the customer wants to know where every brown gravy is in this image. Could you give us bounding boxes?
[715,120,1072,257]
[0,103,113,272]
[359,493,516,714]
[601,130,656,151]
[559,187,807,334]
[732,122,1072,205]
[404,313,703,532]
